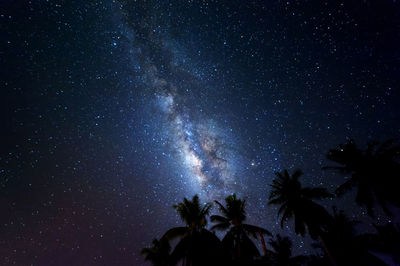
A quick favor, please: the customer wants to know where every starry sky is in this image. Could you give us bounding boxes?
[1,0,400,265]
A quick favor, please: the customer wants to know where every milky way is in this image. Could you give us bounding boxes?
[116,7,243,200]
[146,61,238,199]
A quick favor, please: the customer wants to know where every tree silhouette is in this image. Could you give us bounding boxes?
[162,195,223,266]
[317,207,386,266]
[268,169,335,265]
[210,194,271,263]
[268,169,333,238]
[141,238,171,266]
[325,139,400,216]
[268,234,307,266]
[141,148,400,266]
[362,223,400,265]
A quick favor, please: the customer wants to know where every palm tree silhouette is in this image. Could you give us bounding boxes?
[268,169,335,265]
[268,234,307,266]
[363,223,400,265]
[141,238,171,266]
[317,207,386,266]
[324,139,400,216]
[163,195,223,266]
[210,193,271,263]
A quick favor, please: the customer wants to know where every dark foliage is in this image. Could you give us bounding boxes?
[316,207,386,266]
[325,139,400,216]
[267,234,307,266]
[162,195,225,266]
[268,169,333,239]
[211,193,271,264]
[143,140,400,266]
[141,238,171,266]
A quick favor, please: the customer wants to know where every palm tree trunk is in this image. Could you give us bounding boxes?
[235,234,241,259]
[319,235,337,266]
[258,229,268,255]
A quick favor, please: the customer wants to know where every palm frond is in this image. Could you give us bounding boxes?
[242,223,272,237]
[336,178,357,196]
[210,221,230,231]
[201,202,212,216]
[277,203,288,216]
[163,226,188,240]
[210,215,229,224]
[214,200,229,216]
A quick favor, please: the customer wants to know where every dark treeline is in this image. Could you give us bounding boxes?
[141,140,400,266]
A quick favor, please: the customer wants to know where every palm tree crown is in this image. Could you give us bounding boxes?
[162,195,222,266]
[211,194,271,260]
[325,139,400,216]
[268,169,333,238]
[173,194,211,231]
[141,238,171,266]
[211,194,246,228]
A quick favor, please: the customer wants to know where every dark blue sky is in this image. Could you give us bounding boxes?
[1,0,400,265]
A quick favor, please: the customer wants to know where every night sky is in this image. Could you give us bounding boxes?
[1,0,400,265]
